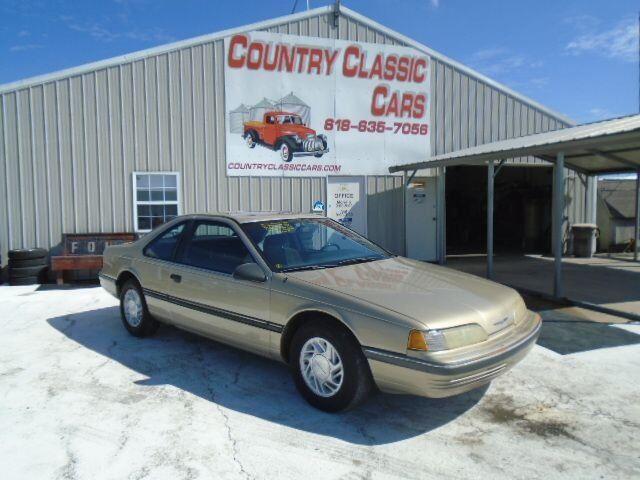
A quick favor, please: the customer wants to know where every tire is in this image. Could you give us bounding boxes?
[290,319,374,412]
[9,265,47,279]
[8,248,47,261]
[119,279,159,337]
[279,139,295,163]
[9,276,40,286]
[314,137,327,158]
[245,131,257,149]
[9,257,47,268]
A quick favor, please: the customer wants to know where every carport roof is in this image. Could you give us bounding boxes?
[390,114,640,175]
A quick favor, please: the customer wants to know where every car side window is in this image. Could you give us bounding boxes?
[143,223,186,261]
[179,221,254,274]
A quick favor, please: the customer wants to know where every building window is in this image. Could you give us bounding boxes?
[133,172,181,232]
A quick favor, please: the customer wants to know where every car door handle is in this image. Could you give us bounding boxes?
[170,274,182,283]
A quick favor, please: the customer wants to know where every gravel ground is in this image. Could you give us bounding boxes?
[1,285,639,479]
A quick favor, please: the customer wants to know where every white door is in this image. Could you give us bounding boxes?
[406,177,437,261]
[327,176,367,235]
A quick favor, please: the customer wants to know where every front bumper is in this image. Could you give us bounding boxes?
[292,148,330,157]
[364,311,542,398]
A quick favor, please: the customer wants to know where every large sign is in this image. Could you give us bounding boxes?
[224,32,431,177]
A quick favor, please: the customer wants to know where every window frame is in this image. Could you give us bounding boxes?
[142,220,190,263]
[133,171,182,233]
[175,219,260,276]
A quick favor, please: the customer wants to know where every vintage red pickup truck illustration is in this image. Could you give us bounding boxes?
[243,111,329,162]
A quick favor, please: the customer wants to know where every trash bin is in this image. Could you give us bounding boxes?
[571,224,599,258]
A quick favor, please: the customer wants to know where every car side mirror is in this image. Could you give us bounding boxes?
[233,262,267,283]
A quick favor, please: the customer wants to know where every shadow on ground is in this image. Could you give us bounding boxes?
[538,320,640,355]
[447,254,640,307]
[48,307,486,445]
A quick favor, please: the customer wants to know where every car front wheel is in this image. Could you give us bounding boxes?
[119,279,158,337]
[290,320,373,412]
[279,140,294,162]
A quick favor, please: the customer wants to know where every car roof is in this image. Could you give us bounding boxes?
[182,212,327,224]
[267,111,299,116]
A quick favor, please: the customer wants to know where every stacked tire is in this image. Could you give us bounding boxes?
[8,248,48,286]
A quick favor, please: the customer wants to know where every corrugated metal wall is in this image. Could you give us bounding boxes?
[0,9,584,266]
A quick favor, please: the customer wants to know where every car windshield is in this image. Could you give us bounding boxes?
[242,218,390,272]
[278,115,302,125]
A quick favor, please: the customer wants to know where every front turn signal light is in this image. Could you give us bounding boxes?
[407,330,428,351]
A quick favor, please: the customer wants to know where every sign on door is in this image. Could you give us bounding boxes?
[327,177,367,235]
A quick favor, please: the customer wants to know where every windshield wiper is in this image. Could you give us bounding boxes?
[280,264,336,272]
[336,257,381,266]
[281,257,381,272]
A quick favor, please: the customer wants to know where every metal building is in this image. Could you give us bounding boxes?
[0,4,593,268]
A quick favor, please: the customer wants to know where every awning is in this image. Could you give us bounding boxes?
[390,114,640,304]
[389,114,640,175]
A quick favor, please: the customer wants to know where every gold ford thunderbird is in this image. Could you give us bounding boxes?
[99,213,541,412]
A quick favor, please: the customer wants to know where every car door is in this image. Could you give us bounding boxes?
[133,221,190,322]
[165,219,273,357]
[264,114,278,146]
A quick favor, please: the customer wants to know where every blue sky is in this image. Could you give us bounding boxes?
[1,0,638,124]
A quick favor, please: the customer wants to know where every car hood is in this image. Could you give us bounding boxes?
[287,257,525,334]
[282,125,316,137]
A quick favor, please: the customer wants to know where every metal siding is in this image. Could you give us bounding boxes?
[108,67,125,232]
[19,89,36,246]
[0,9,582,264]
[132,60,148,171]
[119,64,134,230]
[43,83,62,249]
[4,93,23,249]
[191,46,206,212]
[96,70,111,232]
[56,80,75,237]
[30,86,49,246]
[82,73,100,233]
[156,55,172,172]
[0,95,8,263]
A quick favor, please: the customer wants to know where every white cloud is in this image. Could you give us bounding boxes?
[468,47,543,76]
[9,43,42,52]
[566,19,639,62]
[570,107,626,124]
[60,15,174,44]
[17,29,30,37]
[430,0,440,7]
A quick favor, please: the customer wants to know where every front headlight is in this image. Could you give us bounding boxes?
[292,135,301,143]
[408,324,488,352]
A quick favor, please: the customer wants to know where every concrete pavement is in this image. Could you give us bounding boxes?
[0,285,638,479]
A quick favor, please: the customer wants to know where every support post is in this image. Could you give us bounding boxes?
[487,160,495,279]
[436,166,447,265]
[553,152,565,298]
[634,169,639,261]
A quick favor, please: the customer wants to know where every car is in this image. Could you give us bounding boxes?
[243,111,329,162]
[99,213,541,412]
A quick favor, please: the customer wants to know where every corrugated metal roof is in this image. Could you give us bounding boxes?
[390,114,640,175]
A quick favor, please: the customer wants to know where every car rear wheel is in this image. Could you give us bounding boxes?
[245,131,257,148]
[119,279,158,337]
[290,320,374,412]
